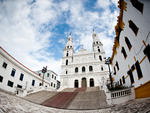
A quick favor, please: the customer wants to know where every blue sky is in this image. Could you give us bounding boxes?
[0,0,119,74]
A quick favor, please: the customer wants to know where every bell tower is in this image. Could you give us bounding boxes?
[92,31,105,61]
[63,34,74,57]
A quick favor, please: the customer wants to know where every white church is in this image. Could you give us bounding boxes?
[60,32,109,90]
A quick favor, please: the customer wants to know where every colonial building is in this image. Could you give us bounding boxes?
[0,47,56,94]
[37,70,59,90]
[111,0,150,98]
[60,32,109,90]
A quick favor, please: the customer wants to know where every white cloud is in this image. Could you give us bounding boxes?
[0,0,61,74]
[96,0,111,9]
[0,0,119,75]
[65,0,119,57]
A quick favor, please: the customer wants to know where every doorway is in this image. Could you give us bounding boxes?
[90,78,94,87]
[81,77,87,87]
[74,80,79,88]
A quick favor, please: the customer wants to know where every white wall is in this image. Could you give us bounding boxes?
[111,0,150,88]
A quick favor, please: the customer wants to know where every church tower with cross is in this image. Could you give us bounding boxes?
[60,31,109,90]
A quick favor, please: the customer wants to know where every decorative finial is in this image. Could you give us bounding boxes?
[69,32,72,36]
[80,44,84,49]
[93,28,95,32]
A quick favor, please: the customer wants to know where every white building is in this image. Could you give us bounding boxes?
[60,32,109,90]
[37,70,59,90]
[0,47,53,94]
[111,0,150,98]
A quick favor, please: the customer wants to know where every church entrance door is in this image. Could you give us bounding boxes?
[81,78,87,87]
[74,80,79,88]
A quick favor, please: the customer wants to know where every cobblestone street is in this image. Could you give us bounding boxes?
[0,91,150,113]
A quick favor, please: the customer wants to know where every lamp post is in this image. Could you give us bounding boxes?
[42,66,47,86]
[105,57,113,89]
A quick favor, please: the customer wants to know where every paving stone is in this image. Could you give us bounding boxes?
[0,90,150,113]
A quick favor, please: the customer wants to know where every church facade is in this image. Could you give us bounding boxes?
[60,32,109,90]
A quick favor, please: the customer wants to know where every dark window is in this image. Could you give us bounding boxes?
[39,83,42,86]
[2,62,7,69]
[66,52,69,57]
[122,76,125,84]
[129,20,139,36]
[66,60,68,65]
[7,80,14,87]
[11,68,16,77]
[54,76,56,80]
[121,47,127,58]
[51,82,53,86]
[125,37,132,50]
[131,64,135,71]
[120,79,122,85]
[90,78,94,87]
[20,73,24,81]
[52,74,54,78]
[98,49,100,52]
[74,80,78,88]
[32,80,35,86]
[135,61,143,79]
[54,84,55,88]
[101,66,103,71]
[89,66,93,71]
[17,84,22,88]
[114,67,116,75]
[82,66,85,72]
[116,61,119,70]
[75,67,78,73]
[47,73,50,77]
[0,75,3,82]
[99,55,102,61]
[127,70,134,84]
[66,70,68,74]
[143,44,150,62]
[130,0,143,13]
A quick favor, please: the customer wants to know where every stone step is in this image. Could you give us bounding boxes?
[42,92,78,109]
[67,90,107,109]
[24,91,58,104]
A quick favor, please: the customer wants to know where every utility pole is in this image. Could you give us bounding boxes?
[105,57,113,89]
[42,66,47,86]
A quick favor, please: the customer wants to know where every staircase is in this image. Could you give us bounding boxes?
[24,90,58,104]
[24,87,108,110]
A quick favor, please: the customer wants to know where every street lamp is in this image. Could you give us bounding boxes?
[42,66,47,86]
[105,57,113,89]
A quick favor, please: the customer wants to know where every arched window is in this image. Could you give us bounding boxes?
[66,51,69,57]
[98,49,100,52]
[101,66,103,71]
[75,67,78,73]
[82,66,85,72]
[66,60,68,65]
[90,78,94,87]
[89,66,93,71]
[74,80,78,88]
[125,37,132,50]
[99,55,102,61]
